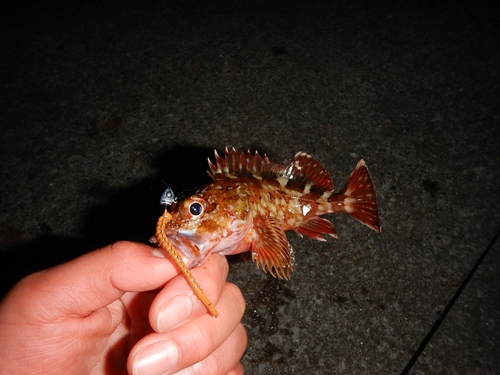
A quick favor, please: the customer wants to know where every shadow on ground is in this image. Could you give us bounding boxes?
[0,144,215,298]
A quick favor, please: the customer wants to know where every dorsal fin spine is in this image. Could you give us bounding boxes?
[207,149,334,197]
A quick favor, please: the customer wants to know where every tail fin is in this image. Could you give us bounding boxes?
[330,160,382,233]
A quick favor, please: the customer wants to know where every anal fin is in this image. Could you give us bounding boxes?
[251,215,294,280]
[294,217,338,241]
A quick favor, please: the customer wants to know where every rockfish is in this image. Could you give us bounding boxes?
[158,148,381,280]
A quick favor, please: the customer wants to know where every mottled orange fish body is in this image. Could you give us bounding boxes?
[162,148,381,279]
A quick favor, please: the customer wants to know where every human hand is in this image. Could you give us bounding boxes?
[0,241,247,375]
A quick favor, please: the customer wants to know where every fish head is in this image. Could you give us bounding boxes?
[162,183,252,268]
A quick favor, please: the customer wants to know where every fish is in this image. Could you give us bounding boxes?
[157,148,381,280]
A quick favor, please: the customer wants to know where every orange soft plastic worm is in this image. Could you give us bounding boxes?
[156,211,219,317]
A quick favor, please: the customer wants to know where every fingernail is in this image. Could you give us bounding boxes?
[151,248,166,258]
[157,294,195,332]
[133,340,178,375]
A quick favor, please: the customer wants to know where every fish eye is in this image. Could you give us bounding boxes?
[189,202,203,216]
[182,197,207,218]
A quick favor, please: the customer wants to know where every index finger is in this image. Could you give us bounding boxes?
[3,241,178,320]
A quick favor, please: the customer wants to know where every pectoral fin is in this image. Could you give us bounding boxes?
[251,215,294,280]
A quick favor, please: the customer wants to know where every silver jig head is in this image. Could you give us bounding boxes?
[160,185,177,206]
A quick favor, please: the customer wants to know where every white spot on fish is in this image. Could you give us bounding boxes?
[304,182,313,194]
[322,191,333,199]
[302,204,311,216]
[344,197,356,213]
[278,176,289,187]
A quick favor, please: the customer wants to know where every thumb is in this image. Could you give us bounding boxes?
[2,241,178,320]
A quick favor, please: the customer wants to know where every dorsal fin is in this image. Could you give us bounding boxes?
[278,152,334,193]
[207,147,282,180]
[207,149,335,195]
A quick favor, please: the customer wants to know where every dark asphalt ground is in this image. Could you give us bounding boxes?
[1,1,499,374]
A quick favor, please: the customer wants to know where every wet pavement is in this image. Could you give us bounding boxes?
[1,1,499,373]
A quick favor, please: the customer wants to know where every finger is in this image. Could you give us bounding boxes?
[129,283,246,375]
[3,241,178,320]
[179,323,247,375]
[226,362,245,375]
[149,253,229,333]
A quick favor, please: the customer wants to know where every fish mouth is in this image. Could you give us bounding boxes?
[165,229,211,268]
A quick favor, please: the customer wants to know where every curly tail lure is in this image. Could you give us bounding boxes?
[156,185,218,316]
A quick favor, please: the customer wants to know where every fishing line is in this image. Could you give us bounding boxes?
[150,177,205,204]
[400,226,500,375]
[150,176,168,190]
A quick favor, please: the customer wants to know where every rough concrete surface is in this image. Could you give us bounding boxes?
[1,0,499,374]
